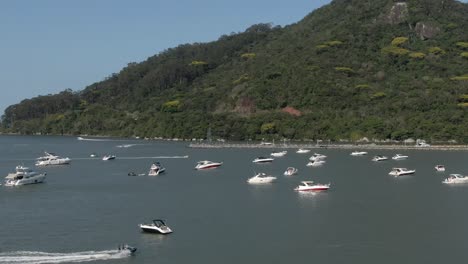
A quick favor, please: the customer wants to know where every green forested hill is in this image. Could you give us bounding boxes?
[2,0,468,142]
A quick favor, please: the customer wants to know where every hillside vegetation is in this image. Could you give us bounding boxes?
[2,0,468,143]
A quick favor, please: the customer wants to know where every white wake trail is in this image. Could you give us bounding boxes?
[0,249,130,264]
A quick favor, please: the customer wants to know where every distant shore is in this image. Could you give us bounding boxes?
[188,142,468,151]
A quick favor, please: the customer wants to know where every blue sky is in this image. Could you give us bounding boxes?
[0,0,466,115]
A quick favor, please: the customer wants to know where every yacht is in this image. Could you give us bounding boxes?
[139,219,173,234]
[270,151,287,157]
[4,165,46,186]
[296,148,311,154]
[148,162,166,176]
[294,181,330,191]
[247,173,277,184]
[284,167,298,176]
[195,160,223,169]
[372,155,388,162]
[350,151,368,156]
[306,160,326,167]
[252,157,274,163]
[309,153,327,161]
[435,165,446,172]
[392,154,408,160]
[102,155,116,161]
[388,168,416,177]
[442,174,468,184]
[35,152,71,166]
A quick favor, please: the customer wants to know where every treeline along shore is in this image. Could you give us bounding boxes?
[188,143,468,151]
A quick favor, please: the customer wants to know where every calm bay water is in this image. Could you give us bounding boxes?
[0,135,467,264]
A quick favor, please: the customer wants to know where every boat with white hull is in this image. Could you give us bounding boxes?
[35,152,71,166]
[195,160,223,170]
[284,167,298,176]
[372,155,388,162]
[388,168,416,177]
[270,151,287,157]
[296,149,311,154]
[102,155,116,161]
[247,173,277,184]
[139,219,173,234]
[252,157,274,163]
[309,153,327,161]
[435,165,446,172]
[442,174,468,184]
[392,154,408,160]
[350,151,367,156]
[148,162,166,176]
[307,160,326,167]
[4,165,46,186]
[294,181,330,191]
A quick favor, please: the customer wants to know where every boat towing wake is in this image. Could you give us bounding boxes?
[0,249,130,264]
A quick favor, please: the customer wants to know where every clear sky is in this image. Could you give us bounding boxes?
[0,0,466,115]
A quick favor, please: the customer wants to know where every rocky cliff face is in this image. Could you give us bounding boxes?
[414,22,441,39]
[386,2,409,24]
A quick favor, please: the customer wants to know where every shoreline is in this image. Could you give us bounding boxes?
[188,143,468,151]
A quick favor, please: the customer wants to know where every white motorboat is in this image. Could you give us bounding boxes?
[284,167,298,176]
[102,155,116,161]
[392,154,408,160]
[247,173,277,184]
[309,153,327,161]
[252,157,274,163]
[148,162,166,176]
[139,219,173,234]
[195,160,223,169]
[306,160,326,167]
[296,148,311,154]
[90,153,98,158]
[270,151,287,157]
[388,168,416,177]
[442,174,468,184]
[435,165,446,172]
[294,181,330,191]
[372,155,388,162]
[35,152,71,166]
[350,151,368,156]
[4,165,46,186]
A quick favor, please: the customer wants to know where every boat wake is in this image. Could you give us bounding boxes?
[118,155,189,159]
[0,249,130,264]
[77,137,128,142]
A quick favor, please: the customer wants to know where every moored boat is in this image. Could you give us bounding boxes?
[388,167,416,177]
[350,151,367,156]
[139,219,173,234]
[392,154,408,160]
[372,155,388,162]
[296,148,311,154]
[195,160,223,170]
[252,157,274,163]
[247,173,277,184]
[284,167,298,176]
[294,181,330,191]
[35,152,71,166]
[435,165,445,172]
[442,174,468,184]
[148,162,166,176]
[270,151,287,157]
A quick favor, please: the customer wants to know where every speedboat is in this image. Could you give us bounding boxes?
[270,151,287,157]
[392,154,408,160]
[442,174,468,184]
[4,165,46,186]
[284,167,298,176]
[102,155,116,161]
[148,162,166,176]
[252,157,274,163]
[195,160,223,169]
[350,151,367,156]
[294,181,330,191]
[309,153,327,161]
[372,155,388,162]
[435,165,445,172]
[296,148,311,154]
[118,244,137,254]
[306,160,326,167]
[388,168,416,177]
[35,152,71,166]
[139,219,173,234]
[247,173,277,183]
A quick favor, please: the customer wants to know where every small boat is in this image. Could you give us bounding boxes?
[102,155,116,161]
[195,160,223,170]
[252,157,274,163]
[388,168,416,177]
[90,153,98,158]
[4,165,46,186]
[392,154,408,160]
[309,153,327,161]
[306,160,326,167]
[296,148,311,154]
[139,219,173,234]
[118,244,137,254]
[284,167,298,176]
[442,174,468,184]
[350,151,368,156]
[372,155,388,162]
[247,173,277,184]
[294,181,330,191]
[270,151,287,157]
[148,162,166,176]
[435,165,445,172]
[35,152,71,166]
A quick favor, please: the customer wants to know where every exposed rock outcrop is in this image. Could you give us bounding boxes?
[414,22,441,40]
[386,2,409,24]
